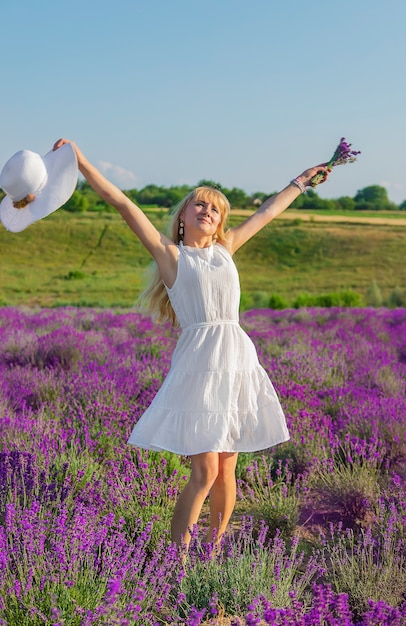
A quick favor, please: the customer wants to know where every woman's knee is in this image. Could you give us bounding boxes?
[217,453,238,484]
[190,453,219,490]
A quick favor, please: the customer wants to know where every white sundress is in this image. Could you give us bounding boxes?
[127,241,289,455]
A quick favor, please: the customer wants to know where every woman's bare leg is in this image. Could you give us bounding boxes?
[171,452,219,549]
[206,452,239,545]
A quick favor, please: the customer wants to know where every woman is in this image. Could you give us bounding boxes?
[53,138,329,550]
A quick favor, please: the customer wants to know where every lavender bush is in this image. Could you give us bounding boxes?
[318,498,406,619]
[237,457,302,538]
[0,306,405,625]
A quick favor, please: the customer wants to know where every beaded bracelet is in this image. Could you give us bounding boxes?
[290,178,307,194]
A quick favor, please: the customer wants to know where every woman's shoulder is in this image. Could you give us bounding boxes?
[215,240,233,258]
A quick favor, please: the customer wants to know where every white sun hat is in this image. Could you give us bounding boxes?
[0,143,78,232]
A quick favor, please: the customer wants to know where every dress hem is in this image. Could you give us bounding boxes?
[127,435,290,456]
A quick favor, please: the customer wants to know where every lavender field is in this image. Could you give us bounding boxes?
[0,306,405,625]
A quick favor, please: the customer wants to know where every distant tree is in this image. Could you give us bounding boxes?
[196,179,224,191]
[63,190,89,212]
[134,184,193,207]
[335,196,356,211]
[354,185,396,211]
[77,180,92,192]
[125,189,139,203]
[290,192,305,209]
[224,187,250,209]
[78,180,104,208]
[88,198,114,213]
[165,185,193,207]
[196,180,251,208]
[135,185,167,206]
[250,192,270,206]
[53,178,404,214]
[291,189,335,210]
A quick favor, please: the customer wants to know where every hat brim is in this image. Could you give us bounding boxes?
[0,143,78,233]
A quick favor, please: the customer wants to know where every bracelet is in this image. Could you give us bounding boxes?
[290,178,306,194]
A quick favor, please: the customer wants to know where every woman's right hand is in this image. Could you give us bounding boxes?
[53,138,83,166]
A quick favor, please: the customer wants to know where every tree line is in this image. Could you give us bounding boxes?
[1,180,405,213]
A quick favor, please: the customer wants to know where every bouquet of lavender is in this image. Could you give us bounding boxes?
[309,137,361,188]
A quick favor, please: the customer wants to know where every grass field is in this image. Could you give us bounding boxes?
[0,209,405,308]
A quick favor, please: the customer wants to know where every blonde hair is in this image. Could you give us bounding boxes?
[139,186,231,326]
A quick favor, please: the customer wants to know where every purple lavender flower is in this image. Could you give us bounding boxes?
[0,306,405,624]
[310,137,361,188]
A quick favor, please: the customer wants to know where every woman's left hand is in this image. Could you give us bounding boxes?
[296,164,331,189]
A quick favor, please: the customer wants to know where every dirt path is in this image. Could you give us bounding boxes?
[231,209,406,227]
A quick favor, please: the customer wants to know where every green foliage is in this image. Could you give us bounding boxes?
[365,280,383,307]
[1,212,406,308]
[268,293,289,309]
[291,188,337,211]
[64,270,86,280]
[75,180,111,212]
[197,180,263,209]
[239,291,253,311]
[57,179,404,213]
[256,495,300,539]
[250,191,269,205]
[148,449,191,480]
[354,185,398,211]
[226,186,252,209]
[309,439,382,523]
[319,518,406,619]
[386,286,406,308]
[134,184,192,207]
[180,530,316,616]
[63,190,89,212]
[2,573,108,626]
[251,291,269,308]
[293,290,363,308]
[335,195,356,211]
[238,457,301,538]
[235,452,256,479]
[196,178,223,190]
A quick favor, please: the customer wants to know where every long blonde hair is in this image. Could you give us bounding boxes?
[139,186,231,326]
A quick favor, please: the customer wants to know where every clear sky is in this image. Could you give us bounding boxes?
[1,0,405,203]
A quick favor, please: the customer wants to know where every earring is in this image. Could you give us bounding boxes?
[178,220,184,239]
[213,232,218,242]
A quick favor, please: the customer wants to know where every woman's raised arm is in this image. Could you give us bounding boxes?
[53,139,178,284]
[226,164,330,254]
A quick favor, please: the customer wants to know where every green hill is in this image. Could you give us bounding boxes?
[0,210,405,309]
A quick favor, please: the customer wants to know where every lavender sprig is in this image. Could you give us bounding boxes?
[310,137,361,188]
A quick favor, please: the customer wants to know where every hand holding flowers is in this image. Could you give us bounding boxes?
[309,137,361,188]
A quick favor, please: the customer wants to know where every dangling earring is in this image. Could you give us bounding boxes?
[178,219,184,240]
[213,231,218,242]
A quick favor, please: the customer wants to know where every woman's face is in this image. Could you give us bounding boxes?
[181,197,222,240]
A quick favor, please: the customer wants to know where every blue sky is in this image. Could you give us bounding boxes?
[1,0,405,203]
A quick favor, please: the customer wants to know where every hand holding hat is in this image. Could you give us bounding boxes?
[0,143,78,232]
